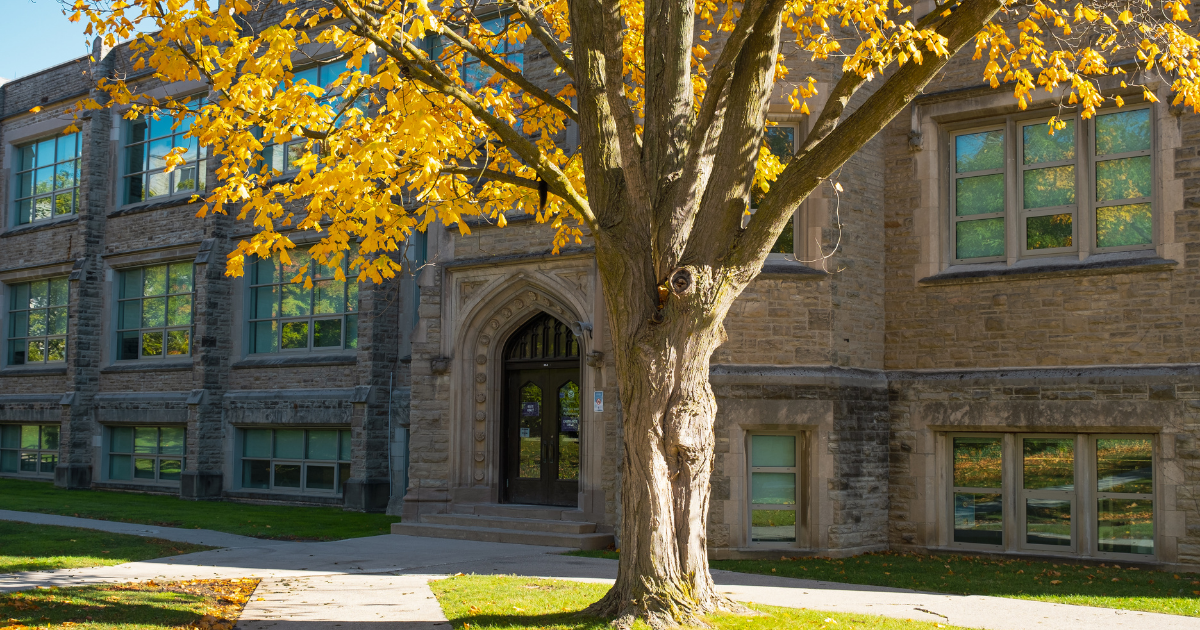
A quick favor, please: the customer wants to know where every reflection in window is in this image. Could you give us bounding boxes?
[1022,120,1075,250]
[7,278,68,365]
[240,428,352,494]
[749,434,798,543]
[558,381,580,480]
[1022,438,1074,548]
[258,58,367,176]
[117,263,194,360]
[750,122,799,254]
[108,426,184,483]
[951,437,1002,545]
[248,250,359,353]
[124,98,206,204]
[0,424,59,477]
[518,382,542,478]
[14,132,80,225]
[953,129,1006,259]
[1096,438,1153,554]
[462,15,524,93]
[1094,109,1153,248]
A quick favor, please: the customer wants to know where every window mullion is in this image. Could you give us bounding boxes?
[1079,117,1094,259]
[1005,117,1019,265]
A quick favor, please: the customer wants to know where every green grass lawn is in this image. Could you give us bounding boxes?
[0,520,211,574]
[0,478,399,541]
[431,574,966,630]
[568,549,1200,617]
[0,578,258,630]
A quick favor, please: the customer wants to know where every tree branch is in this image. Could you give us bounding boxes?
[440,164,541,190]
[513,0,576,81]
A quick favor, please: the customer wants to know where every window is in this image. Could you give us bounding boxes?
[107,426,185,483]
[947,433,1154,558]
[259,58,365,176]
[0,424,59,477]
[239,428,352,494]
[751,121,799,255]
[461,15,524,93]
[748,434,799,544]
[951,106,1154,262]
[116,263,194,360]
[123,98,206,204]
[248,250,358,354]
[14,131,80,225]
[7,278,68,365]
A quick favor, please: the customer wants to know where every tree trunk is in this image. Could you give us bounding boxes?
[586,248,749,628]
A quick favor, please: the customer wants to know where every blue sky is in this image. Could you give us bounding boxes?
[1,0,94,82]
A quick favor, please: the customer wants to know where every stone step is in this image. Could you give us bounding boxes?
[422,513,596,534]
[471,504,567,520]
[391,522,613,550]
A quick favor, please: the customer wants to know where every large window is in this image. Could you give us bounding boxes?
[748,433,799,544]
[14,131,80,225]
[116,263,194,360]
[248,250,358,354]
[123,98,206,204]
[0,424,59,477]
[462,15,524,92]
[259,58,364,176]
[951,106,1154,263]
[948,433,1154,558]
[107,426,185,484]
[7,278,68,365]
[750,121,799,255]
[239,428,352,494]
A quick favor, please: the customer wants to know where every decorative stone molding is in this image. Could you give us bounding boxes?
[430,356,451,375]
[585,350,605,368]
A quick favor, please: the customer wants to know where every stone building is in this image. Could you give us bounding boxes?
[1,2,1197,569]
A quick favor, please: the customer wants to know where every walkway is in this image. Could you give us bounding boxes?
[2,511,1198,630]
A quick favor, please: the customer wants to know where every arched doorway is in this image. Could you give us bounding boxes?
[502,312,581,506]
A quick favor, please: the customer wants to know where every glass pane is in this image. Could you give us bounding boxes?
[169,264,193,294]
[1024,121,1075,164]
[253,257,279,284]
[558,433,580,480]
[955,174,1005,216]
[47,307,67,336]
[252,321,279,353]
[558,382,580,433]
[28,309,47,336]
[1023,438,1074,490]
[167,296,192,326]
[1,450,18,473]
[770,219,794,254]
[1096,203,1153,248]
[11,312,28,338]
[313,280,345,314]
[55,163,75,190]
[763,126,795,159]
[242,429,272,458]
[242,459,270,488]
[1026,213,1073,250]
[751,509,796,542]
[142,297,166,327]
[339,430,352,460]
[956,217,1005,259]
[1023,165,1075,209]
[953,437,1002,488]
[1097,438,1152,494]
[519,382,542,478]
[143,266,167,296]
[46,338,65,362]
[109,454,132,480]
[953,493,1003,545]
[148,115,175,140]
[17,172,32,198]
[1098,498,1153,554]
[313,319,342,348]
[134,458,156,479]
[254,286,279,319]
[54,193,73,216]
[159,459,182,481]
[134,426,158,454]
[306,464,336,490]
[16,199,31,225]
[20,452,38,472]
[955,130,1004,173]
[36,139,56,167]
[119,331,140,360]
[110,426,133,453]
[57,133,78,160]
[345,315,358,349]
[1096,109,1151,155]
[39,453,56,473]
[33,197,52,221]
[27,340,46,363]
[1026,498,1072,546]
[752,472,796,505]
[282,250,311,281]
[281,284,310,317]
[160,427,185,455]
[20,425,39,449]
[1096,156,1151,202]
[120,269,142,299]
[307,430,338,460]
[141,331,164,357]
[41,425,59,450]
[275,429,304,459]
[147,171,169,198]
[346,282,358,312]
[0,425,18,449]
[281,321,309,349]
[274,463,301,488]
[126,173,145,203]
[338,462,351,493]
[19,144,35,170]
[29,281,48,309]
[166,329,190,355]
[752,435,795,468]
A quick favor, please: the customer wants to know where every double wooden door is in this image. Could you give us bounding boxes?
[503,364,581,506]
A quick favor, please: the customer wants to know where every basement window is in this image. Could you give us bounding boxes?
[239,428,352,494]
[0,424,58,477]
[748,433,799,545]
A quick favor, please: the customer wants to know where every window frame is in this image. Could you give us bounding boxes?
[1017,114,1080,257]
[459,13,525,93]
[236,427,353,496]
[946,432,1006,551]
[0,424,60,478]
[945,105,1157,265]
[746,431,804,547]
[113,261,196,362]
[244,249,360,356]
[103,425,186,486]
[1018,433,1079,554]
[12,131,82,227]
[747,119,803,259]
[6,277,69,366]
[1090,434,1156,559]
[120,96,208,207]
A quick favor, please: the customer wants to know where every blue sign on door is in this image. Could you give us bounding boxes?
[521,402,540,417]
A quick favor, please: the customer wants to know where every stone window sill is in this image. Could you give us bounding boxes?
[0,364,68,376]
[758,258,828,280]
[231,353,357,369]
[109,194,203,219]
[101,360,193,373]
[1,215,79,238]
[918,251,1177,286]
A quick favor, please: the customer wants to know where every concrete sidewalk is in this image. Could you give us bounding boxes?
[3,511,1199,630]
[0,509,270,548]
